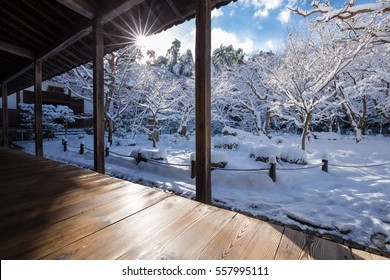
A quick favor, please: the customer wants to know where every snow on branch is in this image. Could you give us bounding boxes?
[291,1,390,22]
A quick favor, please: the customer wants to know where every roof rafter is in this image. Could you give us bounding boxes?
[0,40,35,60]
[56,0,95,19]
[167,0,184,20]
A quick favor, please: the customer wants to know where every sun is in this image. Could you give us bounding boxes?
[136,34,149,48]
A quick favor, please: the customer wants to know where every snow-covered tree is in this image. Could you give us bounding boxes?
[53,45,139,144]
[19,103,75,137]
[212,44,245,72]
[268,25,351,150]
[133,66,182,146]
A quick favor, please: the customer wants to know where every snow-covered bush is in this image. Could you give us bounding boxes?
[280,147,307,165]
[190,150,229,168]
[222,126,268,142]
[249,145,280,162]
[19,103,75,136]
[212,135,238,150]
[131,148,167,161]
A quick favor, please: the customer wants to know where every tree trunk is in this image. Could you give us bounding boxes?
[179,125,187,137]
[342,103,362,143]
[263,107,271,137]
[357,95,367,136]
[107,119,114,146]
[301,111,311,151]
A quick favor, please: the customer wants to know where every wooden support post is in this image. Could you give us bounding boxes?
[93,20,105,174]
[195,0,212,204]
[80,141,85,154]
[34,61,43,157]
[269,155,276,182]
[191,160,196,179]
[63,138,67,152]
[322,153,329,173]
[2,83,8,147]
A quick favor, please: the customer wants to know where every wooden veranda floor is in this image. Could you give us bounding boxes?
[0,147,388,260]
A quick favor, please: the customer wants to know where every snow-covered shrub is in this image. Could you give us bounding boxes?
[19,103,75,136]
[190,150,228,168]
[249,145,280,162]
[113,138,136,147]
[280,147,307,165]
[212,135,238,150]
[131,148,167,161]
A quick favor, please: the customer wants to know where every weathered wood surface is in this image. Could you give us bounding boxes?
[0,147,388,260]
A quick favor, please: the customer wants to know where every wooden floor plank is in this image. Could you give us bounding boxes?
[140,208,236,260]
[1,188,168,259]
[301,234,353,260]
[119,203,235,260]
[352,249,389,260]
[275,227,306,260]
[197,214,284,260]
[42,196,200,260]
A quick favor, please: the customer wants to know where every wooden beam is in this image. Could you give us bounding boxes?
[93,20,105,174]
[34,61,43,157]
[56,0,95,19]
[195,0,212,204]
[167,0,184,19]
[2,83,9,147]
[98,0,144,24]
[0,40,35,60]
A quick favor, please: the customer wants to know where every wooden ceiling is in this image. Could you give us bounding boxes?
[0,0,235,95]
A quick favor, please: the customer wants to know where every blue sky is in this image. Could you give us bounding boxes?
[138,0,373,56]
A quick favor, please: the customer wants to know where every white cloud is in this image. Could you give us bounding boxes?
[278,8,291,24]
[242,0,283,18]
[266,40,275,50]
[254,9,269,18]
[211,27,254,54]
[212,8,224,18]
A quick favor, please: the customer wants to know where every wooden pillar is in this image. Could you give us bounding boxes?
[93,20,105,174]
[195,0,212,204]
[34,61,43,157]
[2,83,9,147]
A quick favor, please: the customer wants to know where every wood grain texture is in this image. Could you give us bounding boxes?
[0,147,388,260]
[198,214,283,260]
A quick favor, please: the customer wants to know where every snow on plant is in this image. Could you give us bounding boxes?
[19,103,75,135]
[130,148,167,161]
[250,144,281,162]
[190,151,229,168]
[212,135,239,150]
[280,146,308,165]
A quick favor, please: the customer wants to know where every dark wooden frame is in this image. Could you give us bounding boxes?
[34,61,43,157]
[2,83,8,147]
[195,0,212,204]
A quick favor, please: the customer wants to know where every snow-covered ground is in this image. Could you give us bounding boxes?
[15,132,390,254]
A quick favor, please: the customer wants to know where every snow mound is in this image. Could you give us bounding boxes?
[222,126,268,142]
[190,150,229,168]
[280,147,307,165]
[212,135,239,150]
[130,148,167,161]
[249,144,280,162]
[313,132,341,140]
